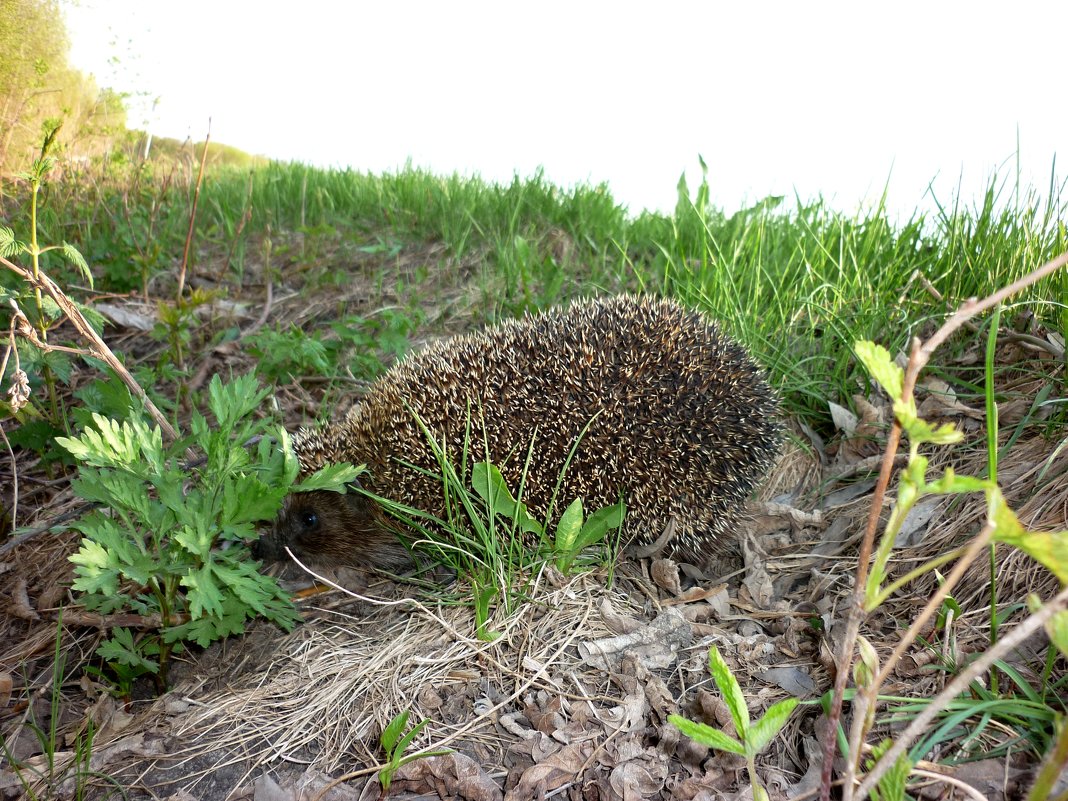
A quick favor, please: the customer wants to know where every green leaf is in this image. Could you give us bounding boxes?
[207,373,269,430]
[395,718,430,756]
[62,242,93,287]
[745,698,799,754]
[708,646,749,735]
[574,502,625,550]
[223,475,287,525]
[667,715,746,755]
[1042,608,1068,659]
[97,628,160,674]
[294,462,365,492]
[381,710,410,754]
[868,739,911,801]
[855,341,903,400]
[471,461,542,534]
[182,563,225,619]
[924,468,992,495]
[75,299,107,334]
[69,537,121,596]
[0,226,27,257]
[897,409,963,446]
[989,489,1068,583]
[554,498,584,552]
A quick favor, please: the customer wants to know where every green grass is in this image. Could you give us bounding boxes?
[1,155,1065,433]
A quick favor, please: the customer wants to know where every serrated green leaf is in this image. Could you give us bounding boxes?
[223,475,287,525]
[0,226,27,257]
[207,373,269,430]
[855,341,903,400]
[868,738,911,801]
[40,347,73,382]
[294,462,365,492]
[69,537,121,595]
[182,563,225,619]
[745,698,799,754]
[97,628,160,673]
[667,715,746,755]
[75,299,106,334]
[39,295,64,324]
[61,242,93,287]
[173,518,214,559]
[708,646,749,735]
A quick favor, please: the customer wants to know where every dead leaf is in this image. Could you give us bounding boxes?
[651,559,682,595]
[95,302,157,331]
[394,752,503,801]
[757,666,818,697]
[505,741,593,801]
[11,578,39,621]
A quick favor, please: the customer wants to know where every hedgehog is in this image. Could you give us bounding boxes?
[261,294,782,569]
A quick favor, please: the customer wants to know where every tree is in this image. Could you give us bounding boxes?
[0,0,109,172]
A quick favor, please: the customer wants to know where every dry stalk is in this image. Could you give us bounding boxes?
[822,249,1068,801]
[176,119,211,301]
[0,253,179,442]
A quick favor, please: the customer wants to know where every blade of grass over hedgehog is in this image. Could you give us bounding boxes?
[349,405,622,640]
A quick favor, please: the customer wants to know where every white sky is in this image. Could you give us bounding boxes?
[64,1,1066,220]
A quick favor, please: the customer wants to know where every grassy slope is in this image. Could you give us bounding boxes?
[4,158,1065,431]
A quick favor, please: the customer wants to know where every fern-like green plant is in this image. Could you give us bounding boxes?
[57,373,361,687]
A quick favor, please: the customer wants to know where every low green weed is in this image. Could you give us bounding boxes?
[669,645,798,801]
[376,710,450,792]
[244,309,419,384]
[363,416,624,640]
[57,373,360,687]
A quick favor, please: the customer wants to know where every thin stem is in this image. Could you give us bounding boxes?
[0,254,180,442]
[176,119,212,301]
[868,545,968,610]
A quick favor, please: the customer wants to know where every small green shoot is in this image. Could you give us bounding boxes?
[669,645,798,801]
[377,710,450,792]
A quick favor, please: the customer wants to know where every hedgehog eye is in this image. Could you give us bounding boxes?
[299,510,319,530]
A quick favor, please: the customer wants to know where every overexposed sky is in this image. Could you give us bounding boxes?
[64,2,1065,219]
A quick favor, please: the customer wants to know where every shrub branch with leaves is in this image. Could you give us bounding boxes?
[818,248,1068,801]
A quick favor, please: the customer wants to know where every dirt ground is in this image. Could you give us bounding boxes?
[1,247,1066,800]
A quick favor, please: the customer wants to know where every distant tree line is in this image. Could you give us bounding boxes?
[0,0,127,175]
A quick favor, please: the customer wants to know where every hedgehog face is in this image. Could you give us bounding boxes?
[262,490,411,570]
